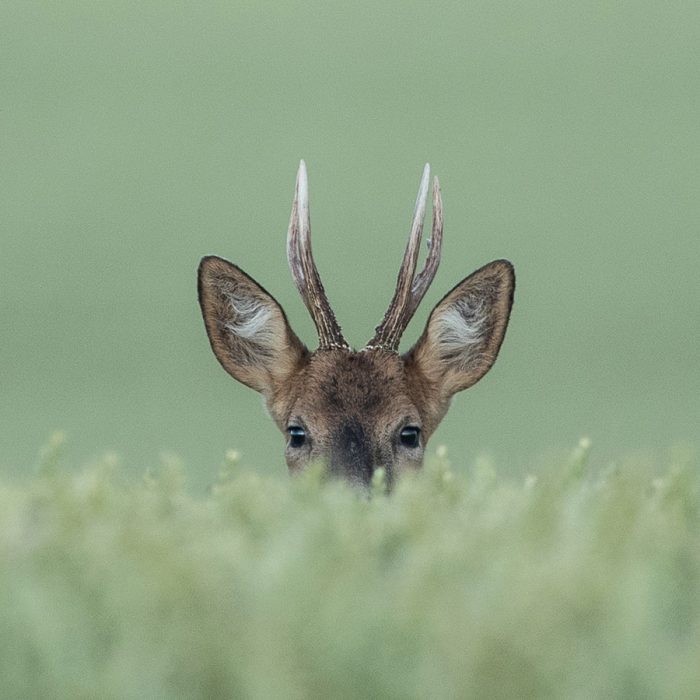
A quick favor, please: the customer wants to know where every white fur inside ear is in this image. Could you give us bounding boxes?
[433,296,487,358]
[224,290,275,344]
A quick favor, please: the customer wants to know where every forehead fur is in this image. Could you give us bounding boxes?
[279,348,418,425]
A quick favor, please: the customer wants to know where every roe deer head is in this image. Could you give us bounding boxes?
[198,162,514,486]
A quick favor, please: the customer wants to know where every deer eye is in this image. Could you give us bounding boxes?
[287,426,307,448]
[399,426,421,449]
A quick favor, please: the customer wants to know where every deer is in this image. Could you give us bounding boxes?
[198,162,514,487]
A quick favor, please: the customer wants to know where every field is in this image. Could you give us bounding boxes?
[2,437,698,699]
[2,4,698,696]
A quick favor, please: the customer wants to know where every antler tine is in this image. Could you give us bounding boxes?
[367,164,438,352]
[286,168,304,293]
[405,176,443,320]
[286,160,349,351]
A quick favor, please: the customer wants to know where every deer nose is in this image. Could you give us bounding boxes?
[330,421,374,483]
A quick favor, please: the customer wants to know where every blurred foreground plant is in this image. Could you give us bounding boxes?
[0,442,698,699]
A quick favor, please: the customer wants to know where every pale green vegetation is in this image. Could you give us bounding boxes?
[0,437,698,699]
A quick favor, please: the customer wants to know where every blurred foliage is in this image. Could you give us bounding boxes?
[1,441,699,698]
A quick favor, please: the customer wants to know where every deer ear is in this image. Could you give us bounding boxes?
[198,256,308,394]
[406,260,514,398]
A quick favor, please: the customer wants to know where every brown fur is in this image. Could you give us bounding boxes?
[198,256,515,486]
[267,349,424,485]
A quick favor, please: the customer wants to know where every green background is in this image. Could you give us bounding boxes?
[2,2,698,485]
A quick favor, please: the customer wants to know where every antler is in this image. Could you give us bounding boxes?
[287,160,350,351]
[366,164,443,352]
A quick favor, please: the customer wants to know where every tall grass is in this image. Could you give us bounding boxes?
[1,439,698,699]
